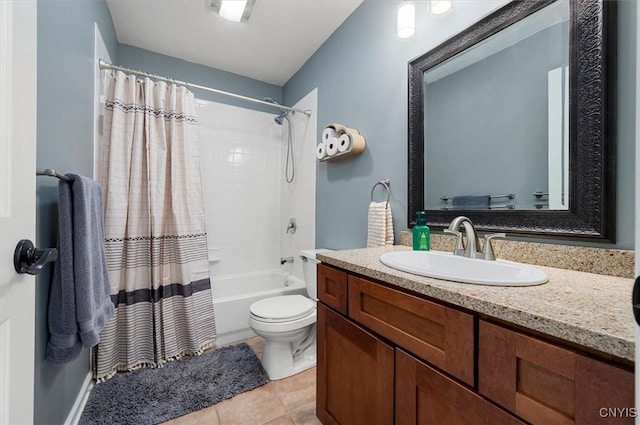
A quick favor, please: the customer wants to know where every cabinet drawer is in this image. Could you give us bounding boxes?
[479,320,634,425]
[396,349,526,425]
[317,264,348,315]
[348,275,474,385]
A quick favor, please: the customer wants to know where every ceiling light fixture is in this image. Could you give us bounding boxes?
[427,0,453,16]
[210,0,256,23]
[397,1,415,39]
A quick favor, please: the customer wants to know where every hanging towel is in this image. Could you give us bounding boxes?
[367,201,394,247]
[46,174,115,365]
[452,195,491,207]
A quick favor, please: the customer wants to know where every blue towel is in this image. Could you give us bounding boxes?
[46,174,115,365]
[451,195,491,207]
[443,205,488,210]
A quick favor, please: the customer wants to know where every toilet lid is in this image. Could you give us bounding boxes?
[250,295,315,323]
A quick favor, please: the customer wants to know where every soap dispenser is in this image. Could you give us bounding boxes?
[413,211,430,251]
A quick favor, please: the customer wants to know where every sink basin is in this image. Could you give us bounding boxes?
[379,251,548,286]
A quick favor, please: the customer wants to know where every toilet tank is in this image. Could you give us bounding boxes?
[300,249,333,301]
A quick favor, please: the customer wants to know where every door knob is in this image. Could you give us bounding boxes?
[633,276,640,326]
[13,239,58,275]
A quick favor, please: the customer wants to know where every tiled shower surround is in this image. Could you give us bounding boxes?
[196,90,317,281]
[198,100,284,275]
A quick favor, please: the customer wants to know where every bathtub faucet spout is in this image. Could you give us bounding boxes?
[280,256,294,265]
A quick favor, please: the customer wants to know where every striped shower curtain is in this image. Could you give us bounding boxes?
[94,70,216,381]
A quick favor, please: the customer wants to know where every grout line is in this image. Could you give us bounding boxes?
[213,404,222,425]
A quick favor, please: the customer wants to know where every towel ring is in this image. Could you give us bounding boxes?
[371,179,390,203]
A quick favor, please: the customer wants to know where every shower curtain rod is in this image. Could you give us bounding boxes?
[98,59,312,117]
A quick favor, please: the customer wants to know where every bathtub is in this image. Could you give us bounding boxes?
[210,269,307,345]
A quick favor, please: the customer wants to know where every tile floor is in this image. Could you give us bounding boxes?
[162,337,321,425]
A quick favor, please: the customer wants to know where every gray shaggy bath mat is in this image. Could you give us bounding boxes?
[79,342,269,425]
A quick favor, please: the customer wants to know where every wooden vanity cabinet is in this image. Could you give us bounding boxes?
[348,274,474,386]
[479,320,635,425]
[316,264,634,425]
[317,264,481,425]
[317,264,348,315]
[396,349,526,425]
[316,303,394,425]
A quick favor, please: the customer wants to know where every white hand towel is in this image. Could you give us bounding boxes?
[367,201,394,247]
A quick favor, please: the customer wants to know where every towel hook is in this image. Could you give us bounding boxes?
[371,179,391,203]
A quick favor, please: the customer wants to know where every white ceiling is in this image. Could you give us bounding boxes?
[106,0,363,86]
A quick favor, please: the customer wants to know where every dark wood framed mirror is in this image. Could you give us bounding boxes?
[408,0,616,242]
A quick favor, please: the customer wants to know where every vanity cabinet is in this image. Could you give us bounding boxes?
[479,320,635,425]
[316,303,394,425]
[316,264,634,425]
[348,274,474,386]
[317,264,348,315]
[396,349,526,425]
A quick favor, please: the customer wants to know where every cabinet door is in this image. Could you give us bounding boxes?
[396,350,526,425]
[479,320,634,425]
[317,303,394,425]
[348,275,474,385]
[317,264,348,314]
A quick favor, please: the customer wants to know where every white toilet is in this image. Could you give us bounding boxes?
[248,249,331,380]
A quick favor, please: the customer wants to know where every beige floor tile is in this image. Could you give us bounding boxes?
[289,402,322,425]
[245,336,265,357]
[161,337,316,425]
[263,415,295,425]
[161,404,219,425]
[272,367,316,411]
[215,383,287,425]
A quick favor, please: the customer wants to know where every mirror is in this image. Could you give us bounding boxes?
[408,0,616,241]
[425,1,569,211]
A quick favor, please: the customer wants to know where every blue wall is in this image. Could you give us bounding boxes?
[118,44,282,113]
[36,1,118,424]
[35,4,284,423]
[284,0,637,250]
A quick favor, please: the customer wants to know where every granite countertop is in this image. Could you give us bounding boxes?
[317,246,635,362]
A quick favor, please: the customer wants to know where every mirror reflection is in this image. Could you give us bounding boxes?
[423,0,569,211]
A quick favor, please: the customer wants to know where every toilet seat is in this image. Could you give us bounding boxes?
[249,295,315,323]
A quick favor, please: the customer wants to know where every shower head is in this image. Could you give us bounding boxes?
[263,97,290,125]
[274,112,288,125]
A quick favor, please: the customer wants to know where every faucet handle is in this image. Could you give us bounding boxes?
[482,233,506,261]
[443,229,465,256]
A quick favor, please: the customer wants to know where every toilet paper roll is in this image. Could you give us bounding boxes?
[322,127,339,142]
[338,133,352,153]
[325,137,339,156]
[315,142,327,160]
[328,123,348,134]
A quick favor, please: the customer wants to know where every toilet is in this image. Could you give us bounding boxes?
[248,249,331,380]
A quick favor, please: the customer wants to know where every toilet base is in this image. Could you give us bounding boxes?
[261,340,317,380]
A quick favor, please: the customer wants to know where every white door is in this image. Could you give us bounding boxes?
[0,1,37,424]
[635,0,640,420]
[634,0,640,418]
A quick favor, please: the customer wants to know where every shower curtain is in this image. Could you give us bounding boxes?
[94,70,216,381]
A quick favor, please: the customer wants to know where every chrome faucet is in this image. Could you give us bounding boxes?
[444,216,482,259]
[280,256,294,265]
[443,216,507,260]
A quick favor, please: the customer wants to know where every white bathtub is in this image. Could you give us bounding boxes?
[210,269,307,345]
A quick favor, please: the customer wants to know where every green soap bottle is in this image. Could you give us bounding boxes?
[413,211,430,251]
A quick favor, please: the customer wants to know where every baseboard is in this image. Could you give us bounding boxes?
[63,372,93,425]
[216,329,257,347]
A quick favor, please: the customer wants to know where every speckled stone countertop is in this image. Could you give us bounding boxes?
[317,246,635,362]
